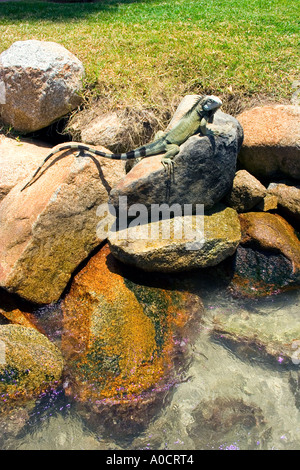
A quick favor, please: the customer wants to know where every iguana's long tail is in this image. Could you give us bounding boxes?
[20,143,151,191]
[52,143,149,160]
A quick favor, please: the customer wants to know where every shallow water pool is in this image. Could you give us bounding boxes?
[1,276,300,451]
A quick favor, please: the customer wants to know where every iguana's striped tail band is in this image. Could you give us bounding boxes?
[21,143,148,191]
[45,143,148,160]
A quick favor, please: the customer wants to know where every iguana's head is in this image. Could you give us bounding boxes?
[202,95,222,112]
[195,95,222,131]
[196,95,222,125]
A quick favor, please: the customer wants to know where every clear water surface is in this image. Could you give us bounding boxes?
[1,274,299,451]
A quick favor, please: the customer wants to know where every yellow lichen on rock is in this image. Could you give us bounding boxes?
[0,325,64,405]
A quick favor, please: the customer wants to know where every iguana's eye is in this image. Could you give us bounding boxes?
[203,99,213,110]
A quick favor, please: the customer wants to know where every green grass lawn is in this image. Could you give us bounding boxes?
[0,0,299,115]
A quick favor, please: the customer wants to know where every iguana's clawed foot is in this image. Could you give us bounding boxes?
[161,157,176,200]
[161,157,176,180]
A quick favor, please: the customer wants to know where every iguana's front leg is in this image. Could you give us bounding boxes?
[200,116,208,135]
[161,143,179,200]
[161,143,179,172]
[200,115,221,137]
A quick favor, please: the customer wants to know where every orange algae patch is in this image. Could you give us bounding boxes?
[62,244,194,403]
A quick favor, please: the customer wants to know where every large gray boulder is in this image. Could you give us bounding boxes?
[109,96,243,212]
[0,40,85,133]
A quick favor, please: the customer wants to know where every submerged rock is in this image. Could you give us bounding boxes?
[108,205,241,272]
[109,100,243,211]
[188,397,265,449]
[213,303,300,365]
[237,104,300,180]
[0,143,125,304]
[61,244,203,410]
[0,324,64,404]
[0,405,33,445]
[0,40,85,133]
[231,212,300,296]
[289,371,300,411]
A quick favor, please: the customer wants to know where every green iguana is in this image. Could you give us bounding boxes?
[21,95,222,191]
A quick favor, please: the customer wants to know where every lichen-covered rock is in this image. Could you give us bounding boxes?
[0,143,125,304]
[231,212,300,296]
[237,105,300,180]
[108,205,241,272]
[109,96,243,211]
[61,244,203,406]
[0,134,51,201]
[0,325,64,404]
[225,170,266,212]
[0,40,85,133]
[239,212,300,269]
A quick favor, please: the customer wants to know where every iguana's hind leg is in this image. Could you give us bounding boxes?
[75,149,86,158]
